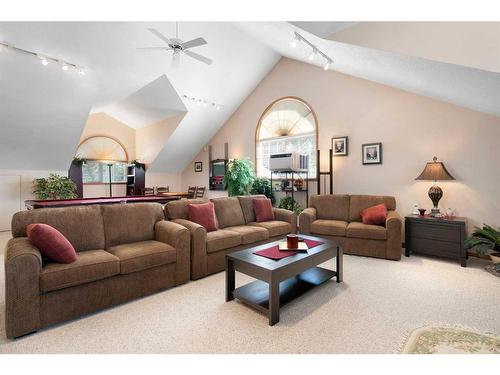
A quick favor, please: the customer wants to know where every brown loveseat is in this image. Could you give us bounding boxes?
[4,203,190,339]
[299,194,402,260]
[165,195,297,279]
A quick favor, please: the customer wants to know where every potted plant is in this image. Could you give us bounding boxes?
[278,196,303,215]
[33,173,77,200]
[223,158,255,196]
[72,155,87,166]
[464,224,500,270]
[250,177,276,204]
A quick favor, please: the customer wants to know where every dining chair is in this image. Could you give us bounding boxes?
[156,186,169,194]
[195,186,206,198]
[143,187,155,195]
[187,186,197,199]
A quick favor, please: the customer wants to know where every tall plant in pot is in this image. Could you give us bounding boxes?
[464,224,500,271]
[250,177,276,204]
[33,173,77,200]
[223,158,255,196]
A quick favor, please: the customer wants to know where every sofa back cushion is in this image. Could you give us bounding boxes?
[101,203,165,248]
[349,195,396,222]
[165,198,208,220]
[237,194,267,223]
[211,197,246,229]
[309,194,350,221]
[11,205,105,252]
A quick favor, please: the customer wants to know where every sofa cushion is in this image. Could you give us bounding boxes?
[188,202,218,232]
[40,250,120,292]
[224,225,269,244]
[101,203,165,248]
[206,229,241,254]
[310,194,350,221]
[27,223,77,263]
[165,198,209,220]
[248,220,292,238]
[311,220,348,236]
[346,222,387,240]
[11,205,105,252]
[349,195,396,222]
[237,195,266,223]
[107,240,177,274]
[211,197,246,229]
[360,204,387,225]
[253,198,274,222]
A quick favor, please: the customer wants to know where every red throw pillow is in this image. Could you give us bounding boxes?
[360,204,388,225]
[188,202,219,232]
[253,198,274,222]
[27,223,77,263]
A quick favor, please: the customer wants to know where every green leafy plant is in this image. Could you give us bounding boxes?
[250,177,276,205]
[33,174,77,200]
[464,224,500,256]
[278,196,303,215]
[72,155,87,166]
[223,158,255,196]
[130,160,143,168]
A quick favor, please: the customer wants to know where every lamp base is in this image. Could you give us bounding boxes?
[430,208,441,217]
[428,184,443,216]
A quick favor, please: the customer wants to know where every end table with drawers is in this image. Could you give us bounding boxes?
[404,214,468,267]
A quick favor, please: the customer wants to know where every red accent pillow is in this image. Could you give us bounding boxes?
[360,204,388,225]
[27,223,77,263]
[253,198,275,222]
[188,202,219,232]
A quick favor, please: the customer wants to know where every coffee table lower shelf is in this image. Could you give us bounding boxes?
[232,266,336,314]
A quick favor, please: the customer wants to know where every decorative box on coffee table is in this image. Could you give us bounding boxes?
[404,214,467,267]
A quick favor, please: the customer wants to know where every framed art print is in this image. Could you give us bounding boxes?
[194,161,203,172]
[332,136,348,156]
[362,143,382,165]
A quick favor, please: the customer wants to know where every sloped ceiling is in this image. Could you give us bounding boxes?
[0,22,280,171]
[236,22,500,117]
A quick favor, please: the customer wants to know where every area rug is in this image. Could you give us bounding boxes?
[401,326,500,354]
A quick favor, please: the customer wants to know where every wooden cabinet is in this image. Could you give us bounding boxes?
[405,214,467,267]
[126,163,145,196]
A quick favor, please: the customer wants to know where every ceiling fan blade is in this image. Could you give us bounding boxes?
[147,28,173,45]
[184,50,213,65]
[137,47,173,51]
[181,37,208,50]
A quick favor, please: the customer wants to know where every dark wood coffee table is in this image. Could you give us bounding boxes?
[225,234,342,326]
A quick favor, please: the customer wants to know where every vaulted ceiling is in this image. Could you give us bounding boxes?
[0,21,498,172]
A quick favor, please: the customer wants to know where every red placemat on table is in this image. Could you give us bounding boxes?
[254,239,324,260]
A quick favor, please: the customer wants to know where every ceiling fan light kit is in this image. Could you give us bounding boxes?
[138,22,213,66]
[0,41,86,75]
[290,31,334,71]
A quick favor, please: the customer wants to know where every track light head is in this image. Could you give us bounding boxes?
[38,55,49,66]
[308,49,316,61]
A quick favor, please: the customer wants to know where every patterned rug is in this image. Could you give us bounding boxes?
[401,326,500,354]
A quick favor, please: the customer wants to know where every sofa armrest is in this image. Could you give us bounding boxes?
[171,219,208,280]
[155,220,191,284]
[298,208,317,234]
[385,210,402,260]
[5,237,42,338]
[273,208,297,234]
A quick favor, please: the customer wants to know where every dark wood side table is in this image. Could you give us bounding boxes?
[405,214,468,267]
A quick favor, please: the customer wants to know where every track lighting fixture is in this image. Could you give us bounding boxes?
[308,49,317,61]
[290,34,298,48]
[182,95,223,111]
[290,31,334,71]
[0,41,86,76]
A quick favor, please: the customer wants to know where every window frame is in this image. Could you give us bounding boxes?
[82,159,129,185]
[254,96,319,179]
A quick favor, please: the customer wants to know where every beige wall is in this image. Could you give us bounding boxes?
[182,58,500,232]
[330,22,500,73]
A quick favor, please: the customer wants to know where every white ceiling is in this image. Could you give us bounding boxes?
[0,22,280,171]
[289,22,358,38]
[236,22,500,117]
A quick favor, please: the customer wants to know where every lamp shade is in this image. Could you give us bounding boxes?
[415,156,455,181]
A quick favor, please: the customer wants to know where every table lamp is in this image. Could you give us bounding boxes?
[415,156,455,216]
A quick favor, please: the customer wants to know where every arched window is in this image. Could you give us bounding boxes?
[256,97,317,178]
[75,136,129,184]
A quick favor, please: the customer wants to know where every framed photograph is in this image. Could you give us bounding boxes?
[194,161,203,172]
[331,136,348,156]
[362,143,382,165]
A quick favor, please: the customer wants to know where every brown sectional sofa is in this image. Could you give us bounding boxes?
[4,203,190,339]
[299,194,402,260]
[165,195,297,279]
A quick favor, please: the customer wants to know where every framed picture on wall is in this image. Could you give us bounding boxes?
[331,136,348,156]
[194,161,203,172]
[362,143,382,165]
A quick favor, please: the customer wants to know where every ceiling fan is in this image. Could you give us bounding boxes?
[138,22,213,66]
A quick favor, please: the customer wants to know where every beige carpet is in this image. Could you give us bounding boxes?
[0,231,499,354]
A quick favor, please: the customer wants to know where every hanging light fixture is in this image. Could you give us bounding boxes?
[290,31,334,71]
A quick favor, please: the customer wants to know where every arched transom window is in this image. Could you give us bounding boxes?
[256,97,317,178]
